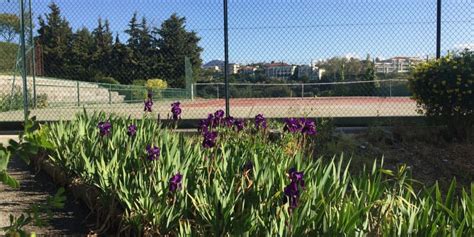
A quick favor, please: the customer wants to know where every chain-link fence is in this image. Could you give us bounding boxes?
[0,0,472,123]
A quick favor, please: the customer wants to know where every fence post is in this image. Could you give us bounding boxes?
[436,0,441,59]
[191,83,194,101]
[28,0,36,109]
[76,81,80,106]
[19,0,29,122]
[389,79,392,97]
[301,84,304,99]
[217,85,219,99]
[108,85,112,104]
[223,0,230,115]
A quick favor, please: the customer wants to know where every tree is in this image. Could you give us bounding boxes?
[36,3,73,78]
[0,13,20,42]
[66,27,95,81]
[109,34,134,84]
[124,12,144,81]
[92,18,113,77]
[154,14,203,88]
[363,54,377,96]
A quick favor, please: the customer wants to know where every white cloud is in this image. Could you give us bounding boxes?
[453,43,474,50]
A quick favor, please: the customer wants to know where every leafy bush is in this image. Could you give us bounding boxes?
[409,50,474,139]
[0,42,17,73]
[42,111,474,236]
[0,87,48,112]
[146,78,168,90]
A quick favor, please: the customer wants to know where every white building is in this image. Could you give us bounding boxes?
[265,62,296,80]
[375,57,422,74]
[297,65,325,80]
[239,66,258,76]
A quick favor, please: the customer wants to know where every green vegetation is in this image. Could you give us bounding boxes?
[0,116,65,236]
[35,112,474,235]
[36,3,202,87]
[0,87,48,112]
[409,50,474,140]
[0,41,17,73]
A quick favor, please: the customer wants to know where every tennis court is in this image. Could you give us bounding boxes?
[0,96,419,122]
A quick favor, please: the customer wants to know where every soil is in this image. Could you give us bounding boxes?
[326,126,474,191]
[0,157,94,236]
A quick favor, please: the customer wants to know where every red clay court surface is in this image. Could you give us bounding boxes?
[0,96,420,121]
[185,97,416,108]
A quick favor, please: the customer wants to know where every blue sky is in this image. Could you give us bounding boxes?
[1,0,472,64]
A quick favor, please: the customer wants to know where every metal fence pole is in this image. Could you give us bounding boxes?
[76,81,80,106]
[301,84,304,99]
[19,0,29,122]
[108,85,112,104]
[436,0,441,59]
[223,0,230,116]
[28,0,36,108]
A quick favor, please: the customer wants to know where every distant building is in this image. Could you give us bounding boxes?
[221,63,240,74]
[297,65,325,80]
[374,57,422,74]
[203,60,240,74]
[239,66,258,76]
[264,62,296,80]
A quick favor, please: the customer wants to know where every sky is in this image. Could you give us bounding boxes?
[1,0,472,65]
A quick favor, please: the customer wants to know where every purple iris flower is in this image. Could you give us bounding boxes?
[202,130,218,148]
[301,119,317,135]
[214,110,225,126]
[144,99,153,112]
[171,101,182,121]
[98,121,111,136]
[127,124,137,137]
[284,168,305,210]
[224,116,235,127]
[284,181,300,210]
[146,145,160,161]
[288,167,305,189]
[284,118,303,133]
[234,119,245,132]
[255,114,267,129]
[169,173,183,192]
[214,109,225,119]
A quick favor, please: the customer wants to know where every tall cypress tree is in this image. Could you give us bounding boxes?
[37,2,73,78]
[154,14,203,88]
[110,33,134,84]
[124,12,142,81]
[67,27,95,81]
[92,18,114,78]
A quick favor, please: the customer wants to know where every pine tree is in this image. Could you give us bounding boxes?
[110,33,134,84]
[124,12,143,81]
[92,18,114,78]
[36,3,73,78]
[67,27,95,81]
[154,14,203,88]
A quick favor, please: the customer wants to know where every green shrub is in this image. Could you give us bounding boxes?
[145,78,167,90]
[0,87,48,112]
[409,50,474,139]
[0,42,18,73]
